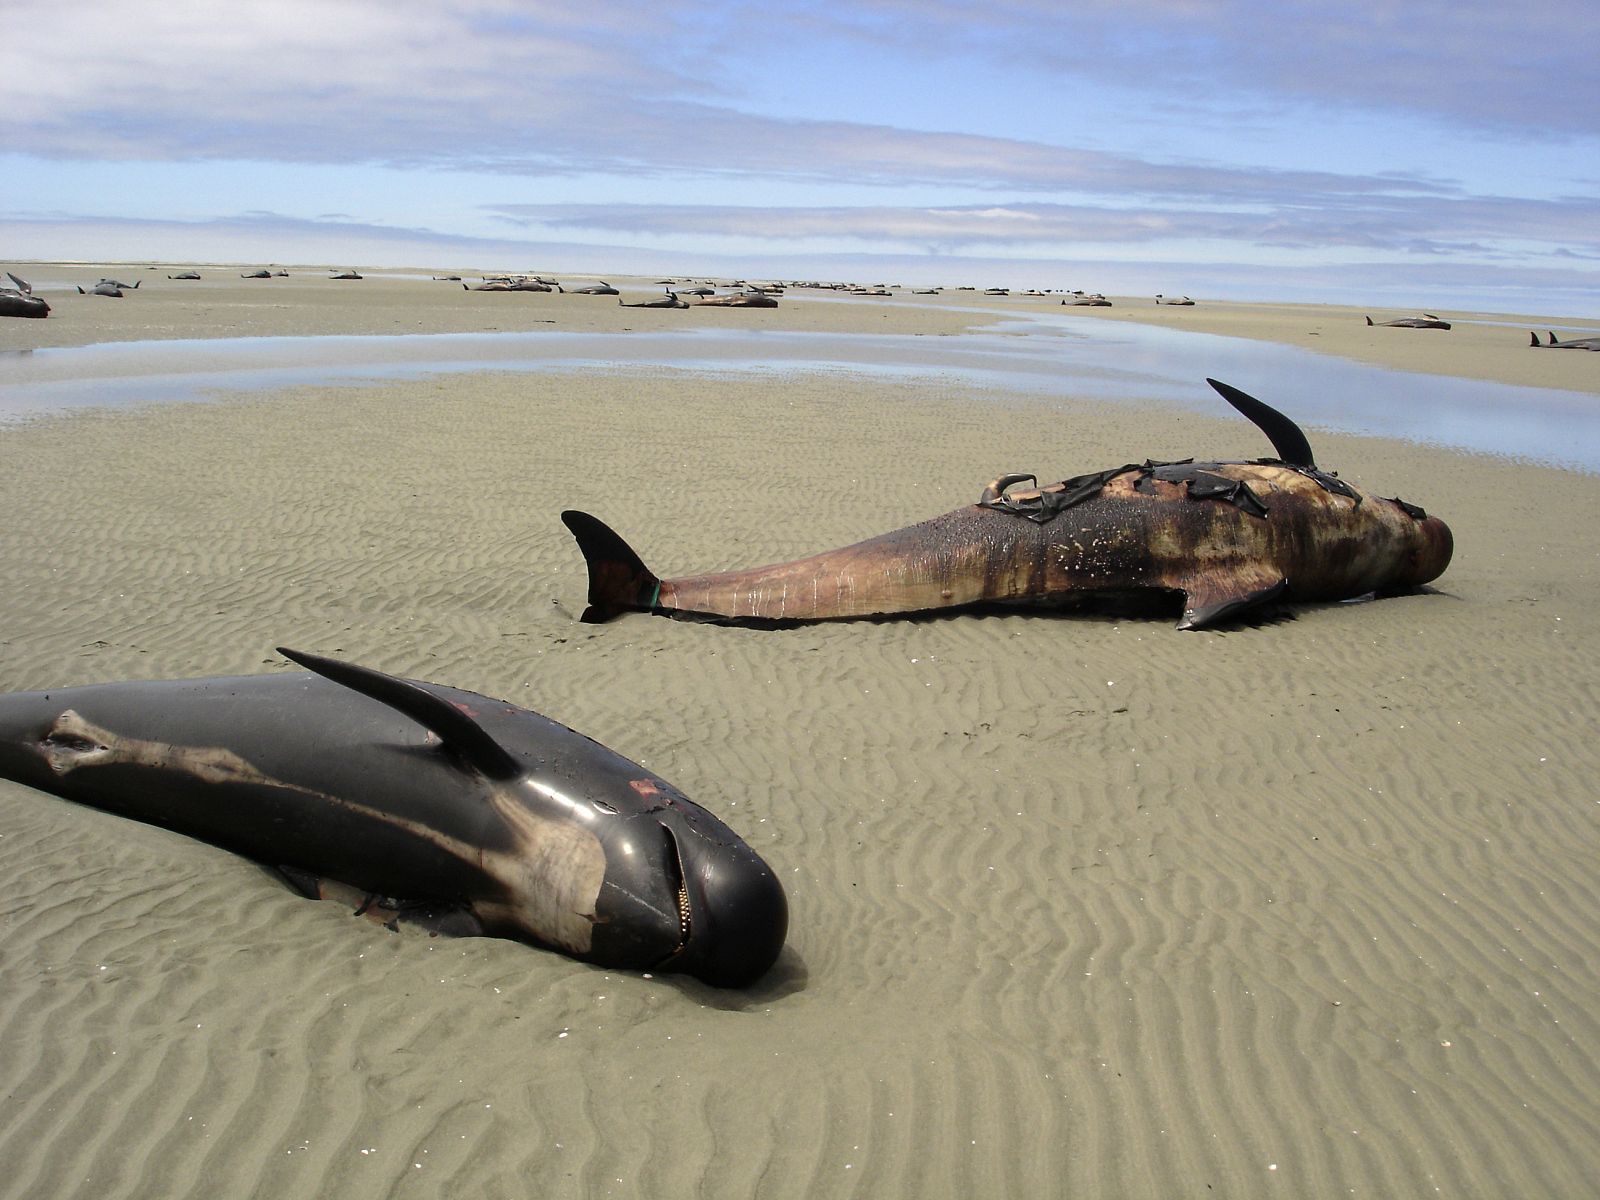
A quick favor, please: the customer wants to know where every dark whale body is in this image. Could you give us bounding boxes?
[1529,330,1600,351]
[0,649,787,988]
[619,290,688,309]
[1366,314,1451,330]
[0,273,49,318]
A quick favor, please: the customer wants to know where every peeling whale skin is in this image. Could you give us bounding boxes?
[564,379,1452,631]
[0,649,787,988]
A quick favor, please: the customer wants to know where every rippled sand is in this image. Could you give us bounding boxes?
[2,279,1599,1198]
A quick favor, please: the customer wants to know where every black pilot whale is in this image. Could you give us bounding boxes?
[0,648,787,988]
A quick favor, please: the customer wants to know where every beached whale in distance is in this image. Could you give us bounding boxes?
[1366,314,1451,329]
[0,273,50,318]
[690,291,779,307]
[1529,330,1600,350]
[466,277,552,291]
[76,281,125,297]
[619,290,688,309]
[0,648,787,988]
[564,379,1452,631]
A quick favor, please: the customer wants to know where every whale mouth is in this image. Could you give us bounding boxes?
[655,823,693,965]
[645,809,788,988]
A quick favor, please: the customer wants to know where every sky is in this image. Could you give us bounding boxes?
[3,0,1597,314]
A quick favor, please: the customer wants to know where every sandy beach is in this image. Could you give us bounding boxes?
[2,265,1599,1198]
[6,262,1599,396]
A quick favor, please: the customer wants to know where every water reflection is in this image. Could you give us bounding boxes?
[2,315,1595,471]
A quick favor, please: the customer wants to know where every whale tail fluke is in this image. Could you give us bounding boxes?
[561,511,662,622]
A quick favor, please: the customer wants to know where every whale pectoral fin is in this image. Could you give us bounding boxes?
[1176,575,1288,630]
[274,866,486,937]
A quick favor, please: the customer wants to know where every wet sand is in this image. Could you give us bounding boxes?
[2,265,1599,1198]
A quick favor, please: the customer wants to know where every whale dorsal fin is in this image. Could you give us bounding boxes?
[1206,378,1316,468]
[276,647,522,780]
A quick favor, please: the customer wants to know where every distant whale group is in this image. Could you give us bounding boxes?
[1529,330,1600,351]
[0,267,802,319]
[460,277,776,307]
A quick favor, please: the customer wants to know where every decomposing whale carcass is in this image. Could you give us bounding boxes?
[690,291,779,307]
[564,380,1452,631]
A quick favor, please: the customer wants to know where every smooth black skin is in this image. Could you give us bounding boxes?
[0,649,786,988]
[1,273,49,318]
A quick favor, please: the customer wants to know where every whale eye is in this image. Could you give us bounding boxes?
[590,798,619,814]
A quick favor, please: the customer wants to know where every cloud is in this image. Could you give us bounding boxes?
[0,0,688,162]
[487,192,1600,257]
[834,1,1600,135]
[1,1,1581,194]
